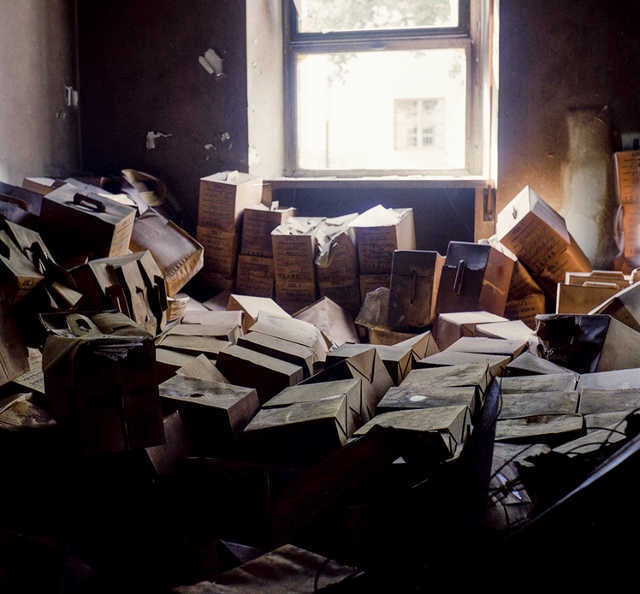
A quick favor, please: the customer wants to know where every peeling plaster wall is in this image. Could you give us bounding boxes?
[0,0,78,185]
[78,0,249,232]
[498,0,640,265]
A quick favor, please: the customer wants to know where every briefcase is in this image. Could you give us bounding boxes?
[436,241,514,316]
[388,250,444,330]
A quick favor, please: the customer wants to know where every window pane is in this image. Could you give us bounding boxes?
[297,0,459,33]
[296,48,466,171]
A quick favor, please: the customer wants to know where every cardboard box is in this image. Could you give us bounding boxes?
[378,384,479,416]
[71,251,167,335]
[0,230,44,302]
[243,397,349,465]
[436,241,515,316]
[42,184,136,259]
[130,208,204,297]
[495,415,583,444]
[498,391,579,420]
[302,347,393,423]
[496,185,591,299]
[401,363,491,395]
[447,336,528,359]
[388,250,444,330]
[435,311,508,350]
[589,282,640,332]
[614,151,640,264]
[236,254,274,298]
[265,379,362,436]
[556,282,620,314]
[415,351,510,381]
[504,260,547,329]
[200,271,235,292]
[294,296,359,348]
[241,206,296,257]
[160,375,259,454]
[237,332,315,377]
[197,226,238,277]
[198,171,263,231]
[359,274,390,302]
[226,293,290,333]
[272,217,325,313]
[43,328,163,455]
[350,206,416,275]
[326,342,414,385]
[537,313,640,374]
[315,214,361,314]
[354,406,471,462]
[498,374,578,394]
[216,344,305,402]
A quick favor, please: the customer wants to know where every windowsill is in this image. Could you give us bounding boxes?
[266,175,489,190]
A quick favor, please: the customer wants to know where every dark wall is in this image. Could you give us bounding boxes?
[274,188,475,255]
[79,0,249,231]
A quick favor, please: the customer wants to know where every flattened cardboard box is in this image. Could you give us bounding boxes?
[435,311,508,350]
[160,375,259,453]
[238,332,315,377]
[302,347,393,423]
[265,379,362,436]
[243,396,349,464]
[388,250,444,330]
[496,185,591,299]
[359,274,390,302]
[294,296,359,348]
[130,208,204,297]
[226,293,290,333]
[350,206,416,275]
[216,344,304,402]
[198,171,263,231]
[241,206,296,257]
[436,241,514,317]
[197,226,238,277]
[236,254,274,298]
[536,313,640,374]
[42,184,136,259]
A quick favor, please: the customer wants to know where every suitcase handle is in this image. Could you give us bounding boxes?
[72,193,106,212]
[453,259,466,296]
[0,194,29,212]
[67,314,101,336]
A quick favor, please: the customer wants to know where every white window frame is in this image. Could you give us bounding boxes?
[282,0,494,179]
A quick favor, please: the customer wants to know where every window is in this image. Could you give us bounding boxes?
[283,0,495,178]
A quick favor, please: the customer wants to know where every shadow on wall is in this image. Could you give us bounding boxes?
[273,187,475,255]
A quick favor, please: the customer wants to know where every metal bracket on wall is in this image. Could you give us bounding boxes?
[483,186,496,221]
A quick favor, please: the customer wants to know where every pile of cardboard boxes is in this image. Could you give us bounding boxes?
[3,167,640,591]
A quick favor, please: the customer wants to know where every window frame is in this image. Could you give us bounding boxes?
[283,0,481,178]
